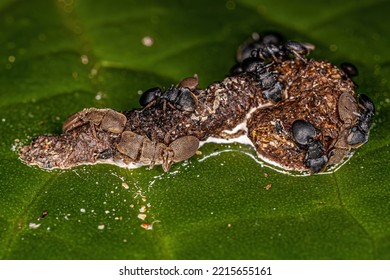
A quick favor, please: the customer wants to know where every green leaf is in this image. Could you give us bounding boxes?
[0,0,389,259]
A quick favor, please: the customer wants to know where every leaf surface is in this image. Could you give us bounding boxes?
[0,0,389,259]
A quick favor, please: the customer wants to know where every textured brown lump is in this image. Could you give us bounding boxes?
[247,59,357,171]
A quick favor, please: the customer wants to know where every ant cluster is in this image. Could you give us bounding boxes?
[19,32,375,174]
[233,32,374,173]
[230,33,314,104]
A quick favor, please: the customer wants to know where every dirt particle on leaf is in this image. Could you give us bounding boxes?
[29,223,41,229]
[141,223,152,230]
[95,91,103,100]
[38,210,48,221]
[142,36,154,47]
[80,54,89,64]
[121,182,129,189]
[139,206,147,213]
[137,214,147,220]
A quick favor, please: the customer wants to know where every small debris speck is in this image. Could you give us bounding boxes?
[95,92,103,100]
[80,208,86,213]
[29,223,41,229]
[98,224,105,230]
[90,68,98,76]
[141,223,153,230]
[81,54,89,65]
[137,214,147,220]
[264,184,272,190]
[38,210,48,220]
[121,182,129,189]
[142,36,154,47]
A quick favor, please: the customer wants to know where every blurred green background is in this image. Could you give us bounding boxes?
[0,0,389,259]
